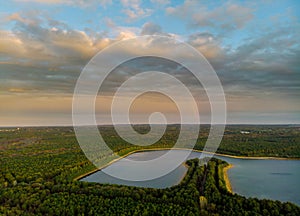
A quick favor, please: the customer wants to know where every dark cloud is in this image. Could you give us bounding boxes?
[0,12,117,94]
[219,24,300,99]
[140,22,173,37]
[141,22,163,35]
[184,18,300,101]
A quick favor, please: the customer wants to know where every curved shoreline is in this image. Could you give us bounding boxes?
[121,147,300,160]
[223,164,234,193]
[74,147,300,181]
[74,150,140,180]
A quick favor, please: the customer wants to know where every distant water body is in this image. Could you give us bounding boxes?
[80,149,300,206]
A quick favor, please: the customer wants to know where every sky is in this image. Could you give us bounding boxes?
[0,0,300,126]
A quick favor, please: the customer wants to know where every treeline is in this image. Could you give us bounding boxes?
[100,124,300,158]
[2,125,299,158]
[201,158,300,215]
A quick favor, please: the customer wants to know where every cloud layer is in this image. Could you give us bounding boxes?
[1,0,299,125]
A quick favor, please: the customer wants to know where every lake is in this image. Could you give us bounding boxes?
[80,149,300,205]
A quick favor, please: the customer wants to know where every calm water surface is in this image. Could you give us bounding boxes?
[80,150,300,205]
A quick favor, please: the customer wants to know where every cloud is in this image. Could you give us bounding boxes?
[192,3,253,30]
[139,22,181,43]
[14,0,112,7]
[140,22,175,38]
[121,0,153,22]
[0,12,137,94]
[151,0,170,6]
[2,11,299,101]
[104,17,140,39]
[1,12,129,65]
[141,22,162,35]
[188,32,225,60]
[109,25,139,40]
[166,0,196,17]
[167,1,254,30]
[1,3,300,125]
[15,0,66,3]
[215,25,300,100]
[183,16,300,103]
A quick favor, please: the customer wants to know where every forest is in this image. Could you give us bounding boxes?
[106,124,300,158]
[0,125,300,215]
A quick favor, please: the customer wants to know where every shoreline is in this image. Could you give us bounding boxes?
[127,147,300,160]
[175,162,190,186]
[74,150,142,180]
[223,164,234,193]
[74,147,300,181]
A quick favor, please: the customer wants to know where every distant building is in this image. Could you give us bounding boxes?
[240,131,250,134]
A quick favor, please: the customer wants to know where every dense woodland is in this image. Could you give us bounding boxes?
[0,125,299,215]
[108,124,300,158]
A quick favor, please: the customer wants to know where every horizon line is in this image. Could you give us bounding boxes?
[1,123,300,128]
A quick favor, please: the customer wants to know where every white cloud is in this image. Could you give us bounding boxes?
[166,0,197,18]
[121,0,153,22]
[14,0,112,7]
[1,13,116,66]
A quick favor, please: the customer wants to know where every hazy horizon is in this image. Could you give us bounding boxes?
[1,122,300,128]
